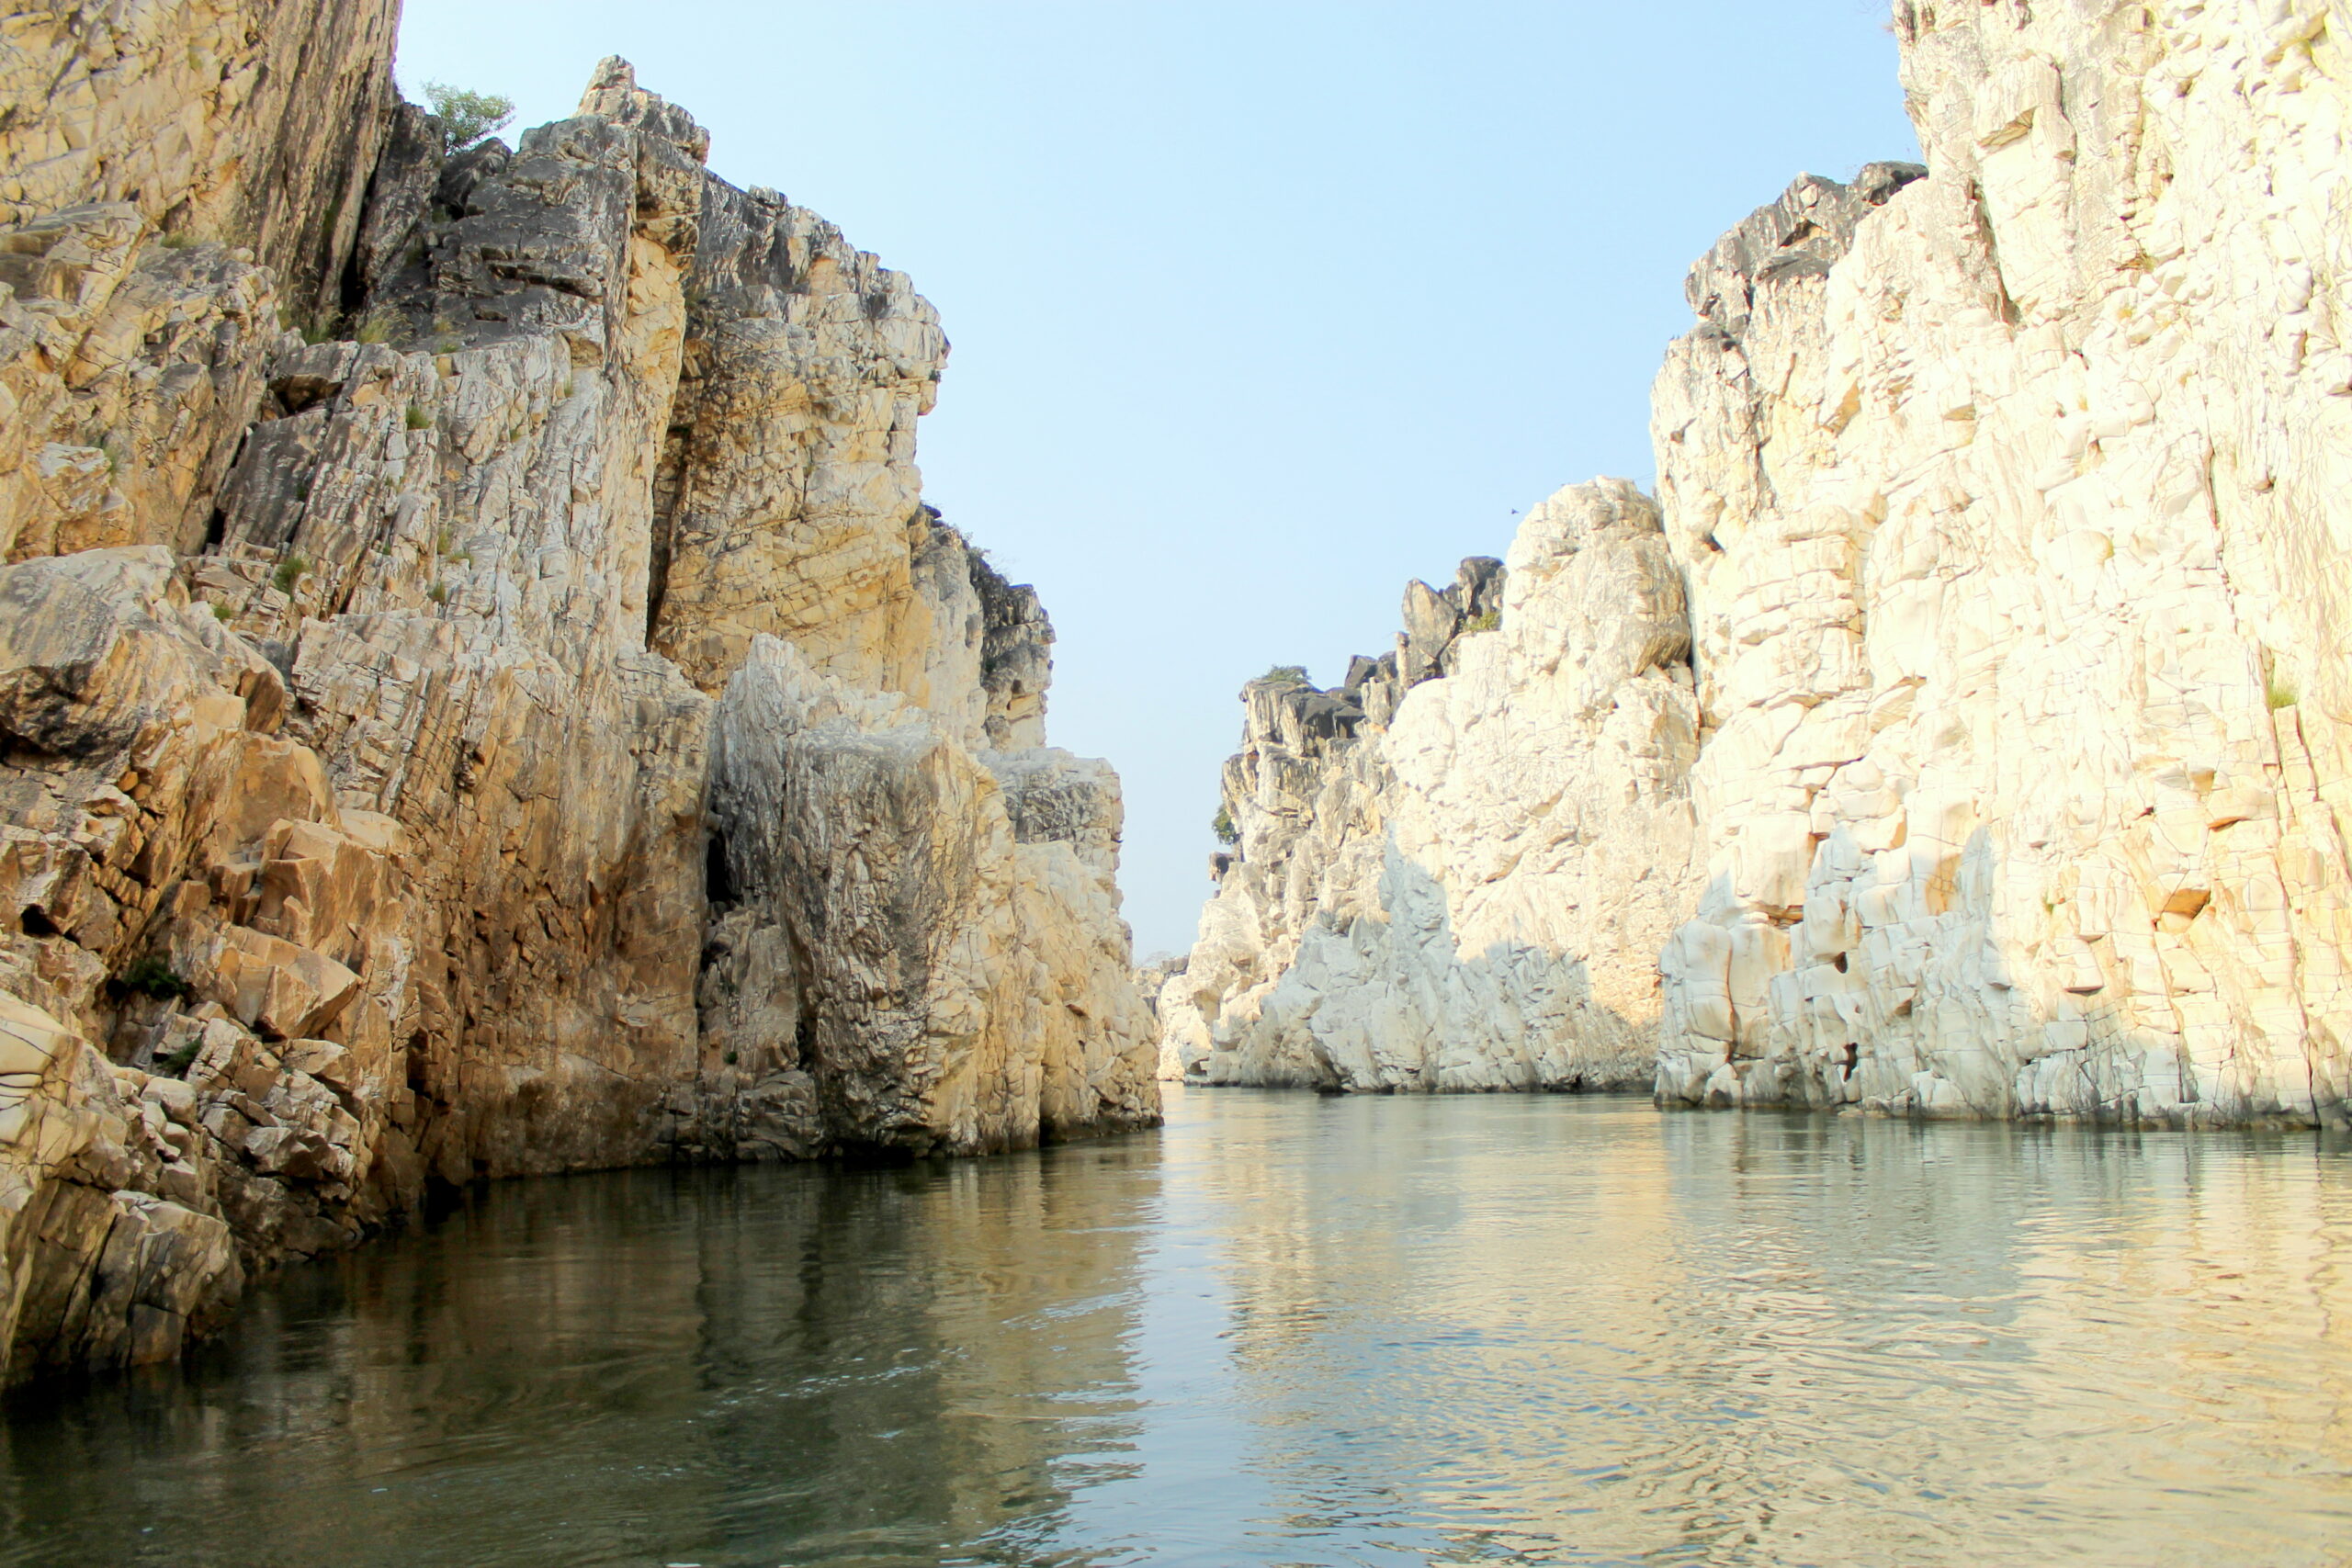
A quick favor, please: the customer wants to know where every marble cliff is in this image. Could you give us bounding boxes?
[1163,0,2352,1131]
[1159,486,1694,1093]
[0,7,1154,1378]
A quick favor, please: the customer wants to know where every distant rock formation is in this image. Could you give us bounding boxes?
[1167,0,2352,1132]
[1159,480,1695,1092]
[0,16,1155,1381]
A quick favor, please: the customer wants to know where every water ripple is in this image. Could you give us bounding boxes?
[0,1094,2344,1566]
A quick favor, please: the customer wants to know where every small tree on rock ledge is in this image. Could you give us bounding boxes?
[423,81,516,152]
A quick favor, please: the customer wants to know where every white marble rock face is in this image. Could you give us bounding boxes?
[1655,0,2352,1127]
[1164,480,1700,1093]
[1169,0,2352,1131]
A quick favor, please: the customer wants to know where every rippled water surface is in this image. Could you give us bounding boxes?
[2,1091,2348,1566]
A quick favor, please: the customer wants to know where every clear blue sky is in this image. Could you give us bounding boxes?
[394,1,1918,958]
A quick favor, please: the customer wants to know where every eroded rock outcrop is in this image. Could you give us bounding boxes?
[1170,0,2352,1130]
[1161,480,1699,1091]
[0,31,1154,1380]
[702,637,1150,1156]
[0,0,400,309]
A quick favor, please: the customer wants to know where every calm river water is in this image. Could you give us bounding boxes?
[0,1090,2346,1566]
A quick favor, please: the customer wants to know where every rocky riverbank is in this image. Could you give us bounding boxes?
[0,8,1154,1379]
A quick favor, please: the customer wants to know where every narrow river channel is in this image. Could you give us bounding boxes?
[1,1091,2346,1566]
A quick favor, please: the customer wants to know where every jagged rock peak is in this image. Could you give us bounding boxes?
[1684,163,1927,337]
[1172,0,2352,1132]
[578,56,713,163]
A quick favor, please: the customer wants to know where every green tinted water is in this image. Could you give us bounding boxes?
[1,1090,2346,1566]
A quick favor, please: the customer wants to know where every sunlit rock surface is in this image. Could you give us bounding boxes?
[0,30,1153,1379]
[1162,481,1699,1092]
[1655,1,2352,1126]
[1170,0,2352,1130]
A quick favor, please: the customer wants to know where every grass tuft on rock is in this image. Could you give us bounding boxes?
[353,305,401,344]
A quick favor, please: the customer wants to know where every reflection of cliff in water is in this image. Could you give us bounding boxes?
[0,1097,2345,1565]
[1171,1094,2352,1567]
[0,1141,1161,1567]
[1182,1092,1680,1562]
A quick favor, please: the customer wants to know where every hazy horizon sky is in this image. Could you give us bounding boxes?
[393,0,1920,957]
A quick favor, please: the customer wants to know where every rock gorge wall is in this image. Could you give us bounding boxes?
[1653,0,2352,1128]
[1165,0,2352,1132]
[0,19,1154,1380]
[1159,484,1696,1093]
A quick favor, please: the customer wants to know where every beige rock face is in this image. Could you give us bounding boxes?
[0,0,399,566]
[1654,0,2352,1128]
[1164,481,1700,1091]
[1173,2,2352,1131]
[0,206,285,561]
[649,182,949,705]
[0,989,241,1378]
[0,35,1155,1380]
[0,0,398,307]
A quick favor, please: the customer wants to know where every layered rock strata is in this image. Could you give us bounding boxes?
[1168,0,2352,1131]
[0,34,1154,1380]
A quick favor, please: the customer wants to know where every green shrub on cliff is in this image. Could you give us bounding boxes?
[119,955,193,1002]
[424,82,516,152]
